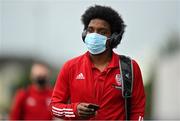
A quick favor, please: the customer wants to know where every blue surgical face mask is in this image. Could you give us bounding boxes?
[84,33,107,55]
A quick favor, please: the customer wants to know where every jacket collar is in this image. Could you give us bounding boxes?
[85,51,119,70]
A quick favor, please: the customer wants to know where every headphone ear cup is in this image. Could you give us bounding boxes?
[82,30,87,42]
[110,32,123,48]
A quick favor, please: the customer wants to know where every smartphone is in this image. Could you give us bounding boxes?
[87,104,100,111]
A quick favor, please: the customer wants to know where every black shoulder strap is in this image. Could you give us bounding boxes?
[119,55,133,120]
[119,55,133,98]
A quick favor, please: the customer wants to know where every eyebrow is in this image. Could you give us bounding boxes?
[87,26,109,31]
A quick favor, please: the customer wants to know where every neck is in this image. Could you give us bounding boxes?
[89,49,112,71]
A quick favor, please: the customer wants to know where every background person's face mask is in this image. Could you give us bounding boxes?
[34,76,47,87]
[84,33,107,55]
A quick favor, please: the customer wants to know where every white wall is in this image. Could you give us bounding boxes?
[152,51,180,119]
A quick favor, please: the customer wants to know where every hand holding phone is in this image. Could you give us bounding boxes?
[77,103,98,119]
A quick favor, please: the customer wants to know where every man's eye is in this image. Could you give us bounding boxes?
[87,28,93,33]
[99,31,107,35]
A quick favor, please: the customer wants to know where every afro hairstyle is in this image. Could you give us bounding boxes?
[81,5,126,48]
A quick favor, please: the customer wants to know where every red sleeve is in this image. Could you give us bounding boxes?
[130,60,146,120]
[9,89,26,120]
[50,62,79,120]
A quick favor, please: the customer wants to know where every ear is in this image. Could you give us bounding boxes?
[106,39,111,49]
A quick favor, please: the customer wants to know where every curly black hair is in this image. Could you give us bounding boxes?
[81,5,126,48]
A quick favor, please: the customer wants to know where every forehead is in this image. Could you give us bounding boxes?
[88,18,110,29]
[31,64,49,75]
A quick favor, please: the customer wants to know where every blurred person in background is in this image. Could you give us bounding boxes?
[50,5,145,120]
[9,62,53,120]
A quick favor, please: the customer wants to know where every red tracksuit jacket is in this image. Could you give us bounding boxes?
[51,51,146,120]
[10,85,53,120]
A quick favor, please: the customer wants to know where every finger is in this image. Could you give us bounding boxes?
[79,113,95,119]
[79,115,89,119]
[79,105,93,112]
[81,103,89,107]
[78,110,96,115]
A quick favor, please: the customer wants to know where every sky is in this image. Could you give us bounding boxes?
[0,0,179,83]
